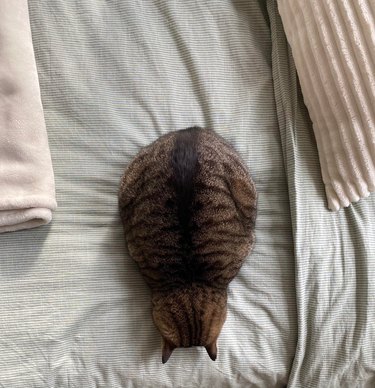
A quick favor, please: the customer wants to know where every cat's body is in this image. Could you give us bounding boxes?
[119,127,256,363]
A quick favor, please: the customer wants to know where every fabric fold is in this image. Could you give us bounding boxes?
[0,0,56,233]
[277,0,375,211]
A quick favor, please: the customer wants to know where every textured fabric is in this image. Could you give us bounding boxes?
[277,0,375,211]
[0,1,296,387]
[269,1,375,386]
[0,0,56,232]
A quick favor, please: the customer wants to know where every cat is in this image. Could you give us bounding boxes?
[119,127,257,363]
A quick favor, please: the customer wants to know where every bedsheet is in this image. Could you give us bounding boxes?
[0,1,295,387]
[4,1,374,387]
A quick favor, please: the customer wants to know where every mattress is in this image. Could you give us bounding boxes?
[0,0,374,387]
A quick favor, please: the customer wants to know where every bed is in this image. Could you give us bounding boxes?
[0,1,374,387]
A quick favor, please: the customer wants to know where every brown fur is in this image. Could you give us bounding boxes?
[119,127,257,363]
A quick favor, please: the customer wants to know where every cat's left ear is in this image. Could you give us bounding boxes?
[205,341,217,361]
[162,339,176,364]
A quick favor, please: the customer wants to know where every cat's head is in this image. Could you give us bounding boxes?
[151,286,227,363]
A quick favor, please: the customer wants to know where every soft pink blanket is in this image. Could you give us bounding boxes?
[0,0,56,233]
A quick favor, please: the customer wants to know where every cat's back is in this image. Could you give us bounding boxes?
[119,127,256,290]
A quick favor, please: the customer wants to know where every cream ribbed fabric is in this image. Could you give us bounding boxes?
[277,0,375,211]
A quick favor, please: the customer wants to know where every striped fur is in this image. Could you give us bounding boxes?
[119,127,257,362]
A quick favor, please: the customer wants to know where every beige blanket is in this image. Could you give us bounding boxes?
[0,0,56,233]
[278,0,375,211]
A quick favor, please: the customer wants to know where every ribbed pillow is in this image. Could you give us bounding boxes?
[277,0,375,210]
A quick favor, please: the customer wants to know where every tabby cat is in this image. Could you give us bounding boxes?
[119,127,256,363]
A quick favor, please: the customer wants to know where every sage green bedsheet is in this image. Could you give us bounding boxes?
[1,1,374,387]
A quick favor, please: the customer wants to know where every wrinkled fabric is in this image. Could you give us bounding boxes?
[2,1,375,387]
[277,0,375,211]
[0,0,56,233]
[269,1,375,386]
[0,1,296,387]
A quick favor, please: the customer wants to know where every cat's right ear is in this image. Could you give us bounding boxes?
[205,341,217,361]
[162,339,176,364]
